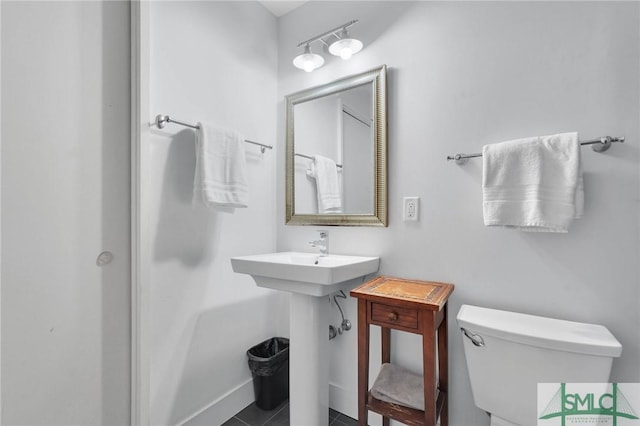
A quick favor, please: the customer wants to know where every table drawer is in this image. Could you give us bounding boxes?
[371,303,418,330]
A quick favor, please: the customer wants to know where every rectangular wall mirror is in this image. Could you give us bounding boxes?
[285,65,387,226]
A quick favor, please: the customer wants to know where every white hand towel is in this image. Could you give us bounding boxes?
[482,132,583,232]
[193,122,248,208]
[306,155,342,214]
[371,363,424,411]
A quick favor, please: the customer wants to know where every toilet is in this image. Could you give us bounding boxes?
[457,304,622,426]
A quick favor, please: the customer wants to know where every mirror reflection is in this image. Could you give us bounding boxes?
[285,65,387,226]
[294,84,373,215]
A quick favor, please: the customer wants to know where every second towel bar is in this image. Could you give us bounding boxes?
[447,135,625,165]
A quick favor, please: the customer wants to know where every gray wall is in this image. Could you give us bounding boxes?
[1,1,131,424]
[277,2,640,425]
[148,2,285,425]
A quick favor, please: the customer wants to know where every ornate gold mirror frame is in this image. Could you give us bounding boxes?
[285,65,387,226]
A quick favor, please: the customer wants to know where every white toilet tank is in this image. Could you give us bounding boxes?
[457,304,622,426]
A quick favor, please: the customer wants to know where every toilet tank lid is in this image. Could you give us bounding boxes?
[456,305,622,358]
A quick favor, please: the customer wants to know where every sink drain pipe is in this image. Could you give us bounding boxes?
[329,290,351,340]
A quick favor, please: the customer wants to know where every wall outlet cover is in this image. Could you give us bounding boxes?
[403,196,419,221]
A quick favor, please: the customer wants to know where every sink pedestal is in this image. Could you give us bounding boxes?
[289,293,329,426]
[230,252,380,426]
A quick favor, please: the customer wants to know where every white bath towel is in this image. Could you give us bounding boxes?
[306,155,342,214]
[371,363,424,411]
[482,132,583,232]
[193,122,248,208]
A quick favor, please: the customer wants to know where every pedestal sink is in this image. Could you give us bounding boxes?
[231,252,380,426]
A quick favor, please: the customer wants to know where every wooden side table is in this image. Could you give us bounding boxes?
[350,276,454,426]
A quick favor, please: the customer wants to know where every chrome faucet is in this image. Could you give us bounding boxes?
[309,230,329,255]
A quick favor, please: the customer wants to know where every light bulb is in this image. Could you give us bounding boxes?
[293,44,324,72]
[339,48,353,60]
[329,34,363,60]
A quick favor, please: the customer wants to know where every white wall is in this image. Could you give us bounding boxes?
[1,1,131,424]
[277,2,640,425]
[148,2,285,425]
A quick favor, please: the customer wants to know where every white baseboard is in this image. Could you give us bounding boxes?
[329,383,389,426]
[329,382,358,420]
[179,379,254,426]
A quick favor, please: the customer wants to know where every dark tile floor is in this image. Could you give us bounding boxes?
[222,400,357,426]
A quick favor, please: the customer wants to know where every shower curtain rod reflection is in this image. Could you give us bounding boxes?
[154,114,273,153]
[295,152,343,168]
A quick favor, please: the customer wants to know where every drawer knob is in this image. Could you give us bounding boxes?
[387,312,398,321]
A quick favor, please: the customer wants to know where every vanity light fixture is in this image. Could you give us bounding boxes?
[292,20,363,72]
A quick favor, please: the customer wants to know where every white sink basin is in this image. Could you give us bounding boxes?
[231,251,379,296]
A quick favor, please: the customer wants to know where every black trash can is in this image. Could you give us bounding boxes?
[247,337,290,410]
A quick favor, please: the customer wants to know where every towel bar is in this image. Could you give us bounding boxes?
[154,114,273,153]
[294,152,343,168]
[447,136,625,165]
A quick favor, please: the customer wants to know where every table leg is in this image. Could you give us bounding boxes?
[423,311,437,426]
[357,299,369,426]
[381,327,390,426]
[438,305,449,426]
